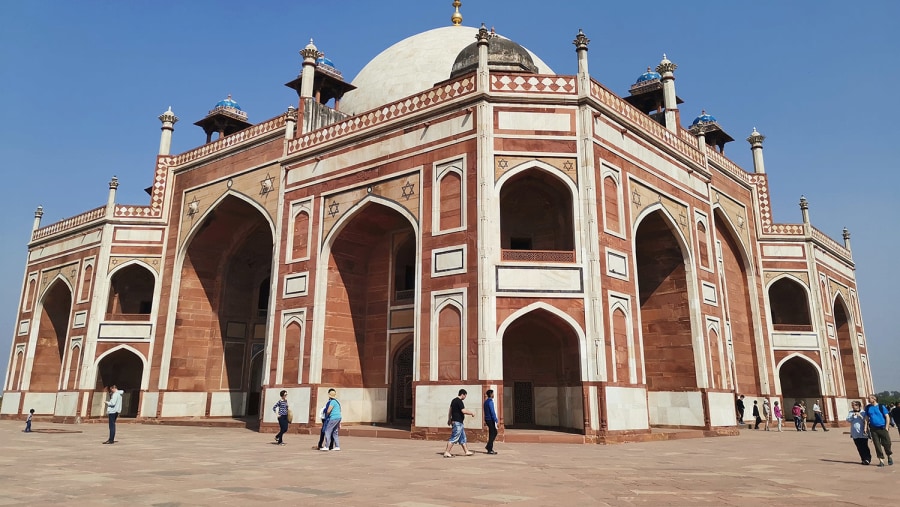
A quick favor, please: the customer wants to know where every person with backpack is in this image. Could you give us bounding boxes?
[863,394,893,467]
[792,402,803,431]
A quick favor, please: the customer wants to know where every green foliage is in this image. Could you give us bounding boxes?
[875,391,900,405]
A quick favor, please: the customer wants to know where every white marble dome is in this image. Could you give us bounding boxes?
[340,26,554,116]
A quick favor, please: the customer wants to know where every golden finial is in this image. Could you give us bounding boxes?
[451,0,462,26]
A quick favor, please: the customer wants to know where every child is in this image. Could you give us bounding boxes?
[847,400,871,465]
[773,401,783,432]
[24,408,34,433]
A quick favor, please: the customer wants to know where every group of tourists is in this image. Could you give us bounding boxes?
[272,388,342,450]
[736,395,831,432]
[267,386,501,457]
[736,392,899,468]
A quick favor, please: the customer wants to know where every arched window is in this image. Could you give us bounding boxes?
[697,221,710,269]
[768,278,812,332]
[438,171,462,230]
[500,169,575,262]
[80,264,94,302]
[603,176,620,233]
[291,210,310,260]
[106,264,155,319]
[393,234,416,302]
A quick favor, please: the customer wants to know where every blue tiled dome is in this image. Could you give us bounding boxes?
[316,55,335,67]
[215,95,242,111]
[691,111,717,125]
[636,67,661,83]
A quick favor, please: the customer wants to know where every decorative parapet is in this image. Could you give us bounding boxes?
[706,147,752,185]
[31,205,106,241]
[765,224,805,236]
[172,114,287,167]
[810,225,850,258]
[490,74,577,94]
[287,76,476,154]
[589,79,704,166]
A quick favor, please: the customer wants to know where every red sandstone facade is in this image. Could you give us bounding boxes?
[2,24,872,442]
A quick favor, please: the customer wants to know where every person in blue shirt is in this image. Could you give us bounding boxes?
[847,400,871,465]
[321,389,342,451]
[863,394,893,467]
[483,389,499,454]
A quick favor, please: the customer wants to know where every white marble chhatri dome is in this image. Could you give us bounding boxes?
[340,26,554,115]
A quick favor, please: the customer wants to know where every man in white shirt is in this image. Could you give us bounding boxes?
[103,385,123,444]
[811,399,828,431]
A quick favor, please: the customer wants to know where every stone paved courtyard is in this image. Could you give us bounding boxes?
[0,420,895,506]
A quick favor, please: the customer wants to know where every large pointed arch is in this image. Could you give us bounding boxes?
[776,352,825,397]
[632,203,706,391]
[309,194,422,406]
[158,192,275,416]
[499,303,586,432]
[179,190,276,255]
[26,276,74,391]
[832,292,861,398]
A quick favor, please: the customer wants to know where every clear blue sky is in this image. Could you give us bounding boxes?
[1,1,897,391]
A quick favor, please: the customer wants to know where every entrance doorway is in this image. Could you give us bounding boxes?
[391,341,413,423]
[96,348,143,418]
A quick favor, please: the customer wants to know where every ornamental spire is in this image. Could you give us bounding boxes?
[451,1,462,26]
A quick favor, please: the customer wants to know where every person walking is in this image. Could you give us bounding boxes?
[752,400,762,430]
[762,398,771,431]
[315,398,334,450]
[103,385,122,444]
[799,401,808,431]
[773,400,783,432]
[443,389,475,458]
[811,399,828,431]
[792,401,803,431]
[847,400,871,465]
[321,388,342,451]
[863,394,894,467]
[890,402,900,439]
[483,389,499,455]
[272,390,289,446]
[24,408,34,433]
[735,395,745,424]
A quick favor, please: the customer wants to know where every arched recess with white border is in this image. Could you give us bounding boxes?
[308,193,421,384]
[775,352,826,397]
[631,202,708,388]
[92,343,150,391]
[432,158,466,234]
[277,310,307,385]
[494,159,582,262]
[600,166,624,236]
[832,291,863,398]
[157,190,276,389]
[105,259,161,317]
[496,301,589,382]
[706,318,731,390]
[608,298,637,384]
[764,273,816,333]
[63,339,82,390]
[287,198,313,262]
[430,293,466,381]
[22,273,76,391]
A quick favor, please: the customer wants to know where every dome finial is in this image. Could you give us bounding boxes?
[451,0,462,26]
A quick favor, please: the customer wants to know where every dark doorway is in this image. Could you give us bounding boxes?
[391,341,414,423]
[96,348,143,418]
[513,381,535,426]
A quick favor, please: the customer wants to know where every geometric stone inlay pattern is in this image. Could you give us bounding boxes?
[491,74,576,94]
